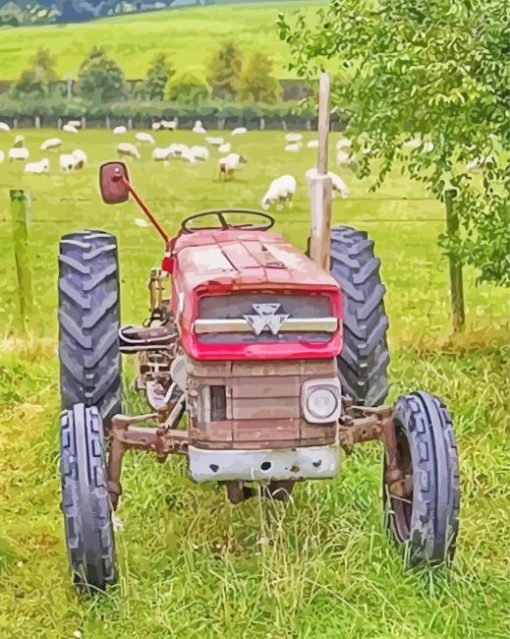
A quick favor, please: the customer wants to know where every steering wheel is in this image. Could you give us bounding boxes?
[181,208,275,234]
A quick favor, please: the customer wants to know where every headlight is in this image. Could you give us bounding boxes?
[302,378,342,424]
[307,388,338,420]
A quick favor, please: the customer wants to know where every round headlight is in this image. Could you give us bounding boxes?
[306,387,338,420]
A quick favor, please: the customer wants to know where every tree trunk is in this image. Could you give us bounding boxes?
[445,189,465,332]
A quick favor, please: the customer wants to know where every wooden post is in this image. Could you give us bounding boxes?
[308,73,333,270]
[10,190,33,331]
[445,189,465,332]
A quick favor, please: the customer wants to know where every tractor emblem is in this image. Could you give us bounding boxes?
[243,303,290,336]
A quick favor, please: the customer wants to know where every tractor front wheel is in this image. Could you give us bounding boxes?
[383,391,460,566]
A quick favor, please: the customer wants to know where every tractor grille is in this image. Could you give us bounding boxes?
[195,293,336,344]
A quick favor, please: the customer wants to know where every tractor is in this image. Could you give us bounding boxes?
[57,76,460,591]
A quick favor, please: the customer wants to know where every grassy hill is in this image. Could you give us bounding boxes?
[0,1,326,82]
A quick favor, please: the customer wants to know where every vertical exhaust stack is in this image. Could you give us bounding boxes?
[309,73,333,271]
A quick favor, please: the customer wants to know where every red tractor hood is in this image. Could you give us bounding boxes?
[170,230,342,361]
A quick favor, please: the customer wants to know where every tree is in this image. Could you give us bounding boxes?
[143,54,175,101]
[11,47,57,99]
[168,72,210,107]
[207,41,243,101]
[31,48,58,82]
[237,52,281,104]
[77,46,126,103]
[279,0,509,330]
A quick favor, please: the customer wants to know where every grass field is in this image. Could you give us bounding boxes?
[0,1,325,82]
[0,128,508,638]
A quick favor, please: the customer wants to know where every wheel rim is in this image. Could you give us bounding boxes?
[385,423,413,543]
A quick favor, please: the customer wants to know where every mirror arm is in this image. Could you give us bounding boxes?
[120,176,169,243]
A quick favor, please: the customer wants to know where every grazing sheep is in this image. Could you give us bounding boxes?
[135,132,155,145]
[403,137,421,149]
[336,138,352,150]
[9,147,29,162]
[63,123,79,134]
[218,142,231,154]
[59,153,77,172]
[307,140,319,149]
[161,119,177,131]
[285,133,303,143]
[423,141,434,153]
[24,158,50,174]
[67,120,82,129]
[13,135,24,148]
[113,126,127,135]
[71,148,87,168]
[218,152,246,180]
[180,148,197,164]
[305,168,350,200]
[0,122,11,132]
[0,150,5,163]
[336,149,353,166]
[152,121,162,131]
[117,142,141,160]
[261,175,297,210]
[190,145,209,161]
[285,142,302,153]
[206,136,224,146]
[152,146,172,162]
[465,154,496,172]
[232,127,247,136]
[41,137,62,151]
[167,143,188,158]
[192,120,207,134]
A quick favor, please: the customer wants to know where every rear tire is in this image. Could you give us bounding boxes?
[383,391,460,566]
[58,230,121,426]
[60,404,116,590]
[329,226,389,406]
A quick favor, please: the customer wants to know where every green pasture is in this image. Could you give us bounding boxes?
[0,128,508,638]
[0,1,326,82]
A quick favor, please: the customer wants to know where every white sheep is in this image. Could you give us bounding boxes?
[190,145,209,161]
[261,175,297,210]
[24,158,50,174]
[206,136,224,146]
[152,146,172,162]
[152,121,162,131]
[117,142,141,160]
[218,142,231,154]
[307,140,319,149]
[161,119,177,131]
[305,168,350,200]
[113,126,127,135]
[41,137,62,151]
[180,148,197,164]
[232,127,247,136]
[9,147,29,162]
[167,143,187,158]
[192,120,207,134]
[0,122,11,133]
[71,148,87,168]
[285,142,302,153]
[135,132,155,145]
[218,152,246,180]
[336,138,352,150]
[285,133,303,143]
[403,137,421,149]
[336,149,353,166]
[60,153,77,172]
[465,154,496,172]
[63,124,79,134]
[13,134,24,148]
[67,120,82,129]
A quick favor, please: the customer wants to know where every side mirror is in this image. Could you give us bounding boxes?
[99,161,130,204]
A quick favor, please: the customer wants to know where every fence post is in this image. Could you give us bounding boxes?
[445,189,465,332]
[105,115,111,129]
[128,118,133,130]
[35,115,41,129]
[10,190,33,332]
[259,117,265,130]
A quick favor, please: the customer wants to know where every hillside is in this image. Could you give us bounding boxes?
[0,1,326,81]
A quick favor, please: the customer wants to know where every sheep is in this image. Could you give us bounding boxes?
[261,175,297,210]
[192,120,207,134]
[167,143,188,158]
[161,119,177,131]
[307,140,319,149]
[403,137,421,149]
[232,127,247,136]
[71,148,87,168]
[336,149,353,166]
[135,132,155,145]
[180,147,197,164]
[41,137,62,151]
[465,154,496,172]
[218,152,246,180]
[336,138,352,150]
[0,122,11,132]
[152,121,162,131]
[9,147,29,162]
[285,142,302,153]
[63,123,79,134]
[305,168,350,200]
[190,145,209,161]
[113,126,127,135]
[13,134,24,148]
[60,153,77,172]
[0,150,5,163]
[218,142,231,154]
[67,120,82,129]
[423,141,434,153]
[24,158,50,174]
[285,133,303,143]
[117,142,141,160]
[206,136,224,147]
[152,146,172,162]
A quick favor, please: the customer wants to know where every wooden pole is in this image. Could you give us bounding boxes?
[308,73,333,270]
[445,189,465,332]
[10,190,33,331]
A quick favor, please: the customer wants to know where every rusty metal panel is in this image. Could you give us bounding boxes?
[232,376,299,399]
[232,418,300,443]
[187,359,231,377]
[232,397,299,420]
